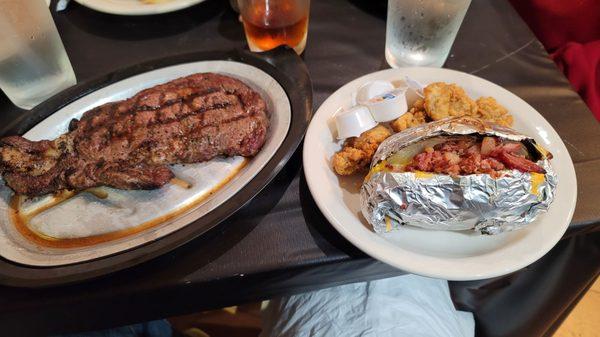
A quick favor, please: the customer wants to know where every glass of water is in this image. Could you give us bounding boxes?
[0,0,76,109]
[385,0,472,68]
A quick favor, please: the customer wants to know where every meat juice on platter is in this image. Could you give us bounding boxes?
[9,161,248,248]
[0,72,272,248]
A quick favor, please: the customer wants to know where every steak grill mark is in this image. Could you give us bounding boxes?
[0,73,271,196]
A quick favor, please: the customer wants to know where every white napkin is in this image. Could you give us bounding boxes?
[260,274,474,337]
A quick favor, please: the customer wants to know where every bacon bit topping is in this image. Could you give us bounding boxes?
[405,136,545,177]
[480,136,495,156]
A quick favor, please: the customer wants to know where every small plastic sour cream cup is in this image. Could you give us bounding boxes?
[362,87,408,122]
[335,105,377,139]
[354,80,395,105]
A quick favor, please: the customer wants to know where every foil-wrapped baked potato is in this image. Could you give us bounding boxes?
[360,117,557,235]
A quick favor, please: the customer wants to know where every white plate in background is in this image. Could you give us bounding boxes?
[74,0,207,15]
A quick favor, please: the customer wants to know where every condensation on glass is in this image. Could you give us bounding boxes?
[385,0,471,68]
[0,0,76,109]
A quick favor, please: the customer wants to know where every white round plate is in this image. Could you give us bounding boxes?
[303,67,577,281]
[74,0,206,15]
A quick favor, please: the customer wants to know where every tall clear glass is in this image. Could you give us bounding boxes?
[385,0,471,68]
[0,0,76,109]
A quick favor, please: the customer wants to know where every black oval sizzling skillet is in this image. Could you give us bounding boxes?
[0,46,312,287]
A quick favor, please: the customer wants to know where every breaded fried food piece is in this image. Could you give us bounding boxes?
[475,97,514,127]
[332,147,370,176]
[391,99,429,132]
[332,125,391,175]
[345,124,391,155]
[412,98,425,111]
[391,110,429,132]
[424,82,478,120]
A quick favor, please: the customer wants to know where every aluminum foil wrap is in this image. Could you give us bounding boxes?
[360,117,557,235]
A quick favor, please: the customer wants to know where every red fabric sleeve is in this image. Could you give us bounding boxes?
[552,41,600,120]
[509,0,600,120]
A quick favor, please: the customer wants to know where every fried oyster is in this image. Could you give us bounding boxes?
[474,97,514,127]
[332,125,391,175]
[424,82,478,120]
[390,99,429,132]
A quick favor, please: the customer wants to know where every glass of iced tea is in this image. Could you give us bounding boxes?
[238,0,310,55]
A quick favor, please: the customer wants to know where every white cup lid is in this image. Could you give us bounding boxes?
[355,80,395,105]
[335,105,378,139]
[362,87,409,122]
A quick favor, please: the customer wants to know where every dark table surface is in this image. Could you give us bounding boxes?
[0,1,599,336]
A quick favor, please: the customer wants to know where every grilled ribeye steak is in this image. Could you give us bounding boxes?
[0,73,270,196]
